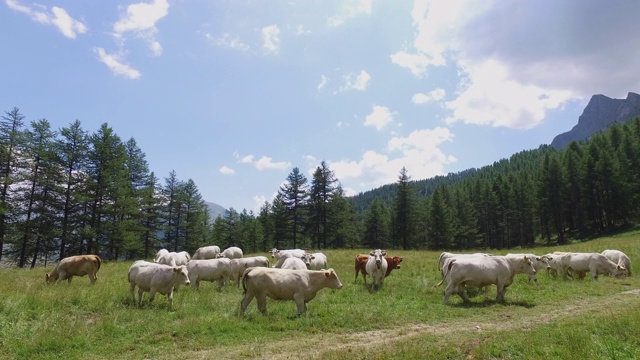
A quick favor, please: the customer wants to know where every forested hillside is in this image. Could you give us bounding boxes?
[2,105,640,267]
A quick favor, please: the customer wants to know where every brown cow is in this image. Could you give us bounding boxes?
[354,254,403,283]
[45,255,101,285]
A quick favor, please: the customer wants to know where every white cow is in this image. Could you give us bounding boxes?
[157,251,191,266]
[272,251,304,268]
[435,252,493,287]
[601,249,632,276]
[186,258,232,290]
[281,257,307,270]
[365,249,388,291]
[127,260,190,306]
[192,245,221,260]
[299,252,328,270]
[558,252,626,280]
[219,246,243,259]
[239,267,343,318]
[229,256,270,288]
[506,253,551,284]
[443,255,536,304]
[270,248,305,260]
[154,248,169,263]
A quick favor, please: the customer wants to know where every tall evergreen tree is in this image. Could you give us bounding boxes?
[538,153,566,244]
[427,184,453,250]
[307,161,336,249]
[363,198,389,249]
[278,167,308,248]
[392,167,416,249]
[326,186,358,248]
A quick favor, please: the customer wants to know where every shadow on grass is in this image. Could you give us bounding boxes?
[448,299,536,309]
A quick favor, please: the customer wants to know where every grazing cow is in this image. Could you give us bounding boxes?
[219,246,243,259]
[443,255,536,304]
[239,267,343,318]
[192,245,221,260]
[300,252,328,270]
[558,252,626,280]
[506,253,551,284]
[281,257,307,270]
[127,260,190,306]
[434,253,491,287]
[229,256,270,288]
[601,249,632,276]
[186,258,232,290]
[154,249,169,263]
[45,254,101,285]
[354,254,402,283]
[157,251,191,266]
[270,248,305,260]
[365,249,388,291]
[272,252,302,268]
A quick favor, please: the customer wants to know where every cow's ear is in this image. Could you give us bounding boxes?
[45,273,50,279]
[324,271,330,278]
[311,255,315,259]
[173,267,179,273]
[369,251,375,256]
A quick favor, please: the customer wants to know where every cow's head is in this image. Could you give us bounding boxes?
[523,256,536,275]
[300,253,315,269]
[45,272,56,284]
[270,248,279,258]
[536,256,552,270]
[324,268,343,289]
[370,249,385,269]
[614,264,627,279]
[392,256,403,269]
[173,266,191,286]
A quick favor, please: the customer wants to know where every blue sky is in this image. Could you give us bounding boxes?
[3,1,640,213]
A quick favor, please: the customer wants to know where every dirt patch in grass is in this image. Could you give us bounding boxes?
[182,288,640,360]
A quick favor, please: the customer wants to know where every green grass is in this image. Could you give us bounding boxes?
[1,230,640,359]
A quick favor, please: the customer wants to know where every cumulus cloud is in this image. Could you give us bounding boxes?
[7,0,87,39]
[113,0,169,56]
[412,88,446,104]
[317,75,327,91]
[94,48,141,79]
[328,127,456,193]
[206,33,249,51]
[342,70,371,91]
[255,156,290,170]
[328,0,372,27]
[363,105,394,130]
[262,24,281,53]
[219,166,235,175]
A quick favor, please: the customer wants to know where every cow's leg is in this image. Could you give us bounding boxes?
[67,275,73,284]
[239,292,254,316]
[167,290,174,306]
[496,283,507,302]
[291,293,306,318]
[149,290,156,306]
[444,282,456,304]
[129,283,136,304]
[256,295,268,315]
[457,285,470,303]
[216,278,224,291]
[137,289,145,306]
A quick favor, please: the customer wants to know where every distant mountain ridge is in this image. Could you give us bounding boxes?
[205,201,226,220]
[551,92,640,149]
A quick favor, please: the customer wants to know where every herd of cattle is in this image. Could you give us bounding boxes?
[43,246,631,317]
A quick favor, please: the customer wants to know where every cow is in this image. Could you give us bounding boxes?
[506,253,551,284]
[434,253,492,287]
[45,254,101,285]
[186,258,232,290]
[157,251,191,266]
[558,252,626,280]
[601,249,632,276]
[192,245,221,260]
[127,260,190,306]
[272,251,304,268]
[354,254,402,283]
[270,248,305,260]
[239,267,343,318]
[442,255,536,304]
[300,252,328,270]
[365,249,388,291]
[281,257,307,270]
[218,246,243,259]
[229,256,270,288]
[154,249,169,263]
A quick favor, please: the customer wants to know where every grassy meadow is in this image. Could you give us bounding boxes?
[1,230,640,360]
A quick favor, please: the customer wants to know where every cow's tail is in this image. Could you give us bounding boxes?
[94,255,102,270]
[434,259,456,288]
[241,267,254,294]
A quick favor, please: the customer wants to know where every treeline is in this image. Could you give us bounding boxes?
[0,108,211,267]
[3,106,640,267]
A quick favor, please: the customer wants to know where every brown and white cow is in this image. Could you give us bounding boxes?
[442,255,536,304]
[365,249,388,291]
[229,256,270,288]
[558,252,626,280]
[45,254,101,285]
[239,267,342,318]
[192,245,221,260]
[354,254,402,283]
[601,249,632,276]
[127,260,190,306]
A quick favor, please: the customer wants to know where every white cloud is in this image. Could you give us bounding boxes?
[444,59,575,129]
[239,155,254,164]
[254,156,291,171]
[412,88,446,104]
[262,24,281,54]
[317,75,327,91]
[113,0,169,56]
[94,48,141,79]
[6,1,87,39]
[219,166,235,175]
[207,33,249,51]
[342,70,371,91]
[328,0,372,27]
[329,127,456,192]
[390,51,429,77]
[364,105,394,130]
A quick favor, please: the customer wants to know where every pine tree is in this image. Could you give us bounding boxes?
[278,167,308,248]
[363,198,389,249]
[392,167,417,249]
[427,184,453,250]
[307,161,336,249]
[326,186,358,248]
